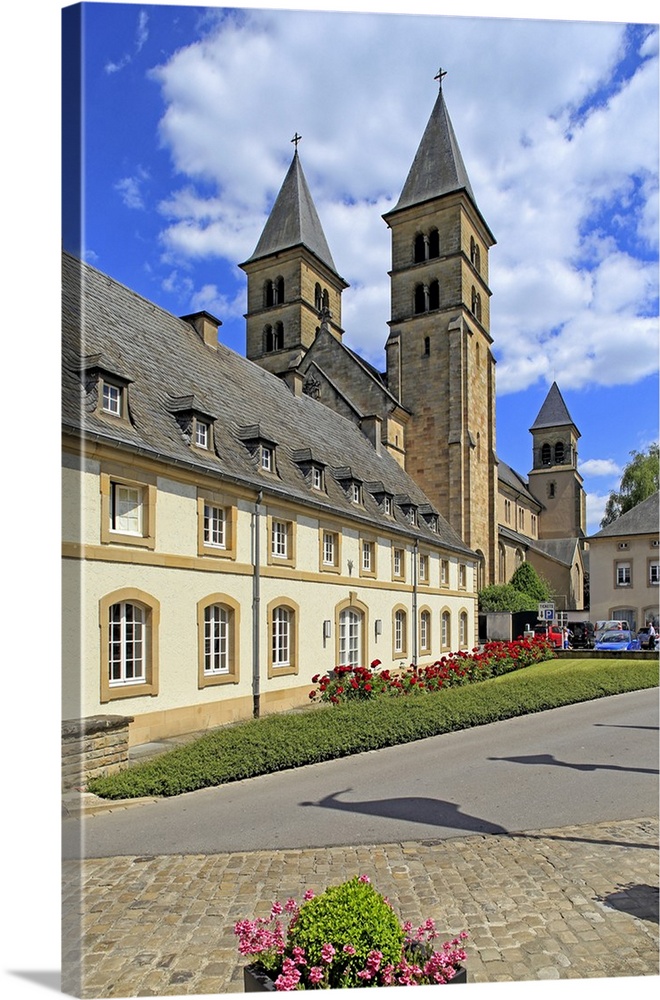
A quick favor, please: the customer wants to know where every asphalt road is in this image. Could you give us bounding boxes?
[63,688,659,860]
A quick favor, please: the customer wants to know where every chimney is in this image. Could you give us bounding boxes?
[282,368,304,397]
[360,415,382,455]
[181,311,222,349]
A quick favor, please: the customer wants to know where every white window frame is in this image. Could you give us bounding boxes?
[110,483,143,535]
[339,608,361,667]
[203,503,226,549]
[383,496,392,516]
[419,554,428,582]
[203,604,229,675]
[650,561,659,586]
[108,601,145,687]
[441,559,449,586]
[441,610,451,649]
[323,531,336,566]
[271,520,289,559]
[394,609,406,655]
[102,381,122,416]
[195,420,209,449]
[362,540,373,573]
[459,611,468,647]
[261,446,273,471]
[351,482,361,504]
[616,561,631,587]
[420,610,431,652]
[393,548,403,578]
[312,466,323,491]
[272,606,291,667]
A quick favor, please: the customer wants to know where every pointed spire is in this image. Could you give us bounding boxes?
[390,80,477,214]
[243,148,339,274]
[530,382,579,434]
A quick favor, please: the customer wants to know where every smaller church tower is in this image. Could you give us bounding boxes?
[528,382,586,540]
[239,140,348,378]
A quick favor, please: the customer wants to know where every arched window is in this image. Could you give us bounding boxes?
[441,609,451,650]
[414,284,427,314]
[541,443,552,466]
[554,441,565,464]
[419,609,431,654]
[197,595,240,686]
[428,229,440,258]
[471,287,482,321]
[393,607,407,657]
[429,279,440,310]
[459,610,469,647]
[274,322,284,350]
[470,237,481,272]
[414,233,426,263]
[515,548,524,567]
[322,289,329,310]
[264,280,274,307]
[268,600,299,677]
[423,336,430,356]
[338,607,363,667]
[314,283,322,311]
[264,325,274,352]
[548,481,556,499]
[275,276,284,304]
[498,543,506,583]
[100,588,159,702]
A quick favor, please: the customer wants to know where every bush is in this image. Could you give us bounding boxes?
[86,657,658,800]
[478,583,537,612]
[288,878,405,988]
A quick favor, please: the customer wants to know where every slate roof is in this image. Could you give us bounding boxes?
[589,491,659,540]
[62,251,472,556]
[240,151,343,279]
[498,526,579,569]
[497,458,540,508]
[385,85,493,242]
[530,382,578,434]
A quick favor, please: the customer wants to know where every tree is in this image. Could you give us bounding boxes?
[509,562,551,602]
[600,443,659,527]
[478,584,537,613]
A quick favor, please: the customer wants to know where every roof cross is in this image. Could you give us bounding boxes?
[434,67,447,88]
[291,132,302,149]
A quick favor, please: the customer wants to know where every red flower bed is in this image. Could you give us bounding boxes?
[309,637,554,704]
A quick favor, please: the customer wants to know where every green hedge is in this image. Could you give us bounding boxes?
[87,658,658,800]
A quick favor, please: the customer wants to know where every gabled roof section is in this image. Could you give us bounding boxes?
[530,382,578,434]
[242,151,340,276]
[386,84,490,237]
[590,491,659,539]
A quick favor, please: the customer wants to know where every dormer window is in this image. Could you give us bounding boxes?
[102,381,123,416]
[351,482,362,505]
[384,496,392,516]
[292,449,326,493]
[312,466,323,491]
[238,425,278,476]
[168,395,216,454]
[195,420,209,449]
[261,446,273,471]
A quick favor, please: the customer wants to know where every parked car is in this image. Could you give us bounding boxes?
[567,621,595,649]
[594,629,641,652]
[636,626,657,650]
[534,623,564,648]
[595,620,627,642]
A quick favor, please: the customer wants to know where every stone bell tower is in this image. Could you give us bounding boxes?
[383,72,498,586]
[239,136,348,379]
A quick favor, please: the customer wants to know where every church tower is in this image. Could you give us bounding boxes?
[240,142,348,379]
[528,382,586,540]
[383,75,498,586]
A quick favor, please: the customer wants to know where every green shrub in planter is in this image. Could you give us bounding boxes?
[287,877,404,988]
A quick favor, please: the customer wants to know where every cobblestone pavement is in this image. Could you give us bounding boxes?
[62,817,659,998]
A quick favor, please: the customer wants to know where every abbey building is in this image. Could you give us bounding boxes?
[62,81,586,752]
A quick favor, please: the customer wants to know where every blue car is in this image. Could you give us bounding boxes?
[594,629,641,651]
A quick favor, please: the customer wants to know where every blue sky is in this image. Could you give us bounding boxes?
[61,2,659,535]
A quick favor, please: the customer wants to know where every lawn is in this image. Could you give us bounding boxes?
[87,656,658,801]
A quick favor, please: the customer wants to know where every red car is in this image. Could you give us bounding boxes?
[534,624,564,648]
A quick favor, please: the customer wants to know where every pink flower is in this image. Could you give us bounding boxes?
[303,889,315,901]
[308,966,324,984]
[342,944,356,955]
[321,942,336,963]
[284,898,297,914]
[358,874,370,883]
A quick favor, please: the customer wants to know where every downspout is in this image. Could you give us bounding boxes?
[252,490,263,718]
[412,538,418,666]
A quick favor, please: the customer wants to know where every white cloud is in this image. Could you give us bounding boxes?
[579,458,622,477]
[105,9,150,73]
[145,12,658,389]
[586,491,611,534]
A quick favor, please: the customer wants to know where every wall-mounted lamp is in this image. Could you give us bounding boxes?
[374,619,382,638]
[323,620,332,640]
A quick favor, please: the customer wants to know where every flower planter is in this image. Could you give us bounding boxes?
[243,961,467,991]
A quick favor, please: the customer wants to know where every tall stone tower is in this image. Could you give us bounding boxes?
[528,382,586,540]
[240,145,348,378]
[383,77,498,586]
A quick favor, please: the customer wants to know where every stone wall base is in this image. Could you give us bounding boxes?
[62,715,133,791]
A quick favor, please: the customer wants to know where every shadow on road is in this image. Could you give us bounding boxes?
[300,788,508,834]
[487,753,658,775]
